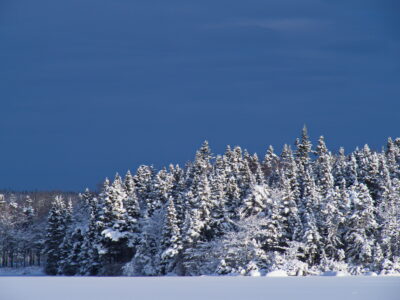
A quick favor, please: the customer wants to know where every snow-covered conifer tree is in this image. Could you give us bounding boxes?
[344,183,378,267]
[159,198,181,275]
[314,136,334,197]
[98,175,130,272]
[43,196,68,275]
[263,145,279,186]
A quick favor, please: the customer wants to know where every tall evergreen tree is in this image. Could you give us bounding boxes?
[159,198,181,275]
[314,136,334,197]
[344,183,378,267]
[43,196,68,275]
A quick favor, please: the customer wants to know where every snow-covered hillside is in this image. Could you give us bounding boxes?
[0,276,399,300]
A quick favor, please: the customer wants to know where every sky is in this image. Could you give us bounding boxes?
[0,0,399,191]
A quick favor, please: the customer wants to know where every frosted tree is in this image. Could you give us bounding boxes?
[314,136,334,197]
[280,144,300,201]
[187,141,213,186]
[225,175,241,219]
[301,211,322,266]
[210,156,233,236]
[169,164,186,228]
[297,167,323,265]
[378,178,400,263]
[263,145,279,186]
[151,168,173,212]
[345,154,358,187]
[277,175,302,243]
[130,204,164,276]
[238,157,256,198]
[98,175,130,271]
[319,187,346,261]
[58,199,74,274]
[79,191,102,275]
[159,198,182,275]
[135,165,155,215]
[332,147,347,186]
[355,145,380,198]
[214,216,272,275]
[79,210,101,275]
[240,184,270,218]
[181,174,214,275]
[187,173,212,240]
[386,138,399,179]
[62,228,84,275]
[43,196,68,275]
[344,183,378,267]
[123,171,141,251]
[295,126,312,175]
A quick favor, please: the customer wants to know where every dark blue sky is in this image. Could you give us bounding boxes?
[1,0,399,191]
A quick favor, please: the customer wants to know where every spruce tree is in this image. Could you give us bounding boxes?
[63,228,84,275]
[99,175,130,270]
[43,196,68,275]
[263,145,279,186]
[240,184,270,218]
[278,174,302,243]
[344,183,378,267]
[314,136,334,197]
[280,144,300,202]
[159,198,181,275]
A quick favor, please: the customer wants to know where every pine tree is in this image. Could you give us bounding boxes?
[98,175,130,271]
[238,157,256,198]
[295,125,313,174]
[344,183,378,266]
[378,178,400,262]
[135,165,155,214]
[240,184,270,218]
[79,210,102,275]
[345,154,358,187]
[225,175,241,219]
[79,192,102,275]
[43,196,68,275]
[63,228,84,275]
[314,136,334,197]
[131,209,164,276]
[320,187,345,260]
[278,175,302,243]
[169,164,186,228]
[210,156,233,236]
[333,147,347,186]
[58,199,74,274]
[386,138,399,179]
[124,172,141,251]
[159,198,181,275]
[263,145,279,186]
[280,144,300,201]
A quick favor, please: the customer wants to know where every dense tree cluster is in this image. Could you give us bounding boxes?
[0,191,78,268]
[5,128,400,275]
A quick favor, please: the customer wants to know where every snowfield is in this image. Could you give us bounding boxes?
[0,276,399,300]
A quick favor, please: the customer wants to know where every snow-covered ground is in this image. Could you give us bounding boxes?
[0,276,399,300]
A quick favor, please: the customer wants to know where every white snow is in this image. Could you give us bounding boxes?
[1,276,399,300]
[266,270,288,277]
[101,228,126,241]
[322,271,349,277]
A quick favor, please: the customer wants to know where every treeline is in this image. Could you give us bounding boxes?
[18,128,400,275]
[0,191,79,268]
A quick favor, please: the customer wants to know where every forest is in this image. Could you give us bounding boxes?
[1,127,399,276]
